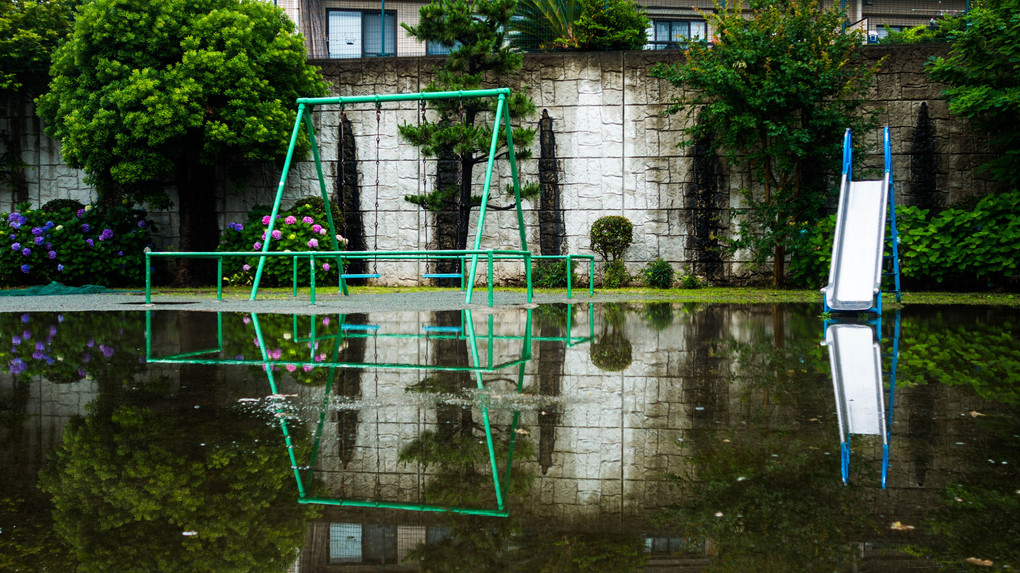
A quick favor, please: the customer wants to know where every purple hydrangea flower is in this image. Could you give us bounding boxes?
[117,251,123,256]
[137,220,147,228]
[99,229,113,241]
[35,341,45,351]
[10,358,27,375]
[86,239,94,247]
[271,230,282,240]
[20,264,30,273]
[233,223,242,231]
[100,345,114,358]
[76,209,85,218]
[48,251,56,259]
[242,264,251,271]
[12,335,21,345]
[33,236,44,245]
[307,238,319,248]
[57,264,64,271]
[253,241,262,250]
[302,216,314,224]
[322,263,330,271]
[21,248,30,256]
[81,223,91,233]
[8,234,14,240]
[31,227,43,236]
[11,242,20,251]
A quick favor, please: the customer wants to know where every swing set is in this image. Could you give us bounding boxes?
[143,88,595,306]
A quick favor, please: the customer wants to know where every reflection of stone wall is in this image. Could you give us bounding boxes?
[2,45,1003,284]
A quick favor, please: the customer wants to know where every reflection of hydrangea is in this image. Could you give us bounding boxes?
[100,345,114,358]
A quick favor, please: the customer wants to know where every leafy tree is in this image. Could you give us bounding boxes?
[35,0,327,283]
[878,14,964,44]
[510,0,648,51]
[0,0,76,205]
[650,0,881,287]
[927,1,1020,187]
[400,0,537,279]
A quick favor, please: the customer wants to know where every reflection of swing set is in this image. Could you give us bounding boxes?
[821,310,900,488]
[142,88,595,306]
[144,305,594,516]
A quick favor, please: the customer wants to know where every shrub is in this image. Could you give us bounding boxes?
[532,259,578,288]
[590,331,632,371]
[590,215,633,262]
[1,201,155,287]
[603,260,629,288]
[643,258,674,289]
[679,268,702,289]
[218,199,346,287]
[41,198,85,214]
[788,190,1020,290]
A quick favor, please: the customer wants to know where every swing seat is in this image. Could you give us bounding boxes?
[341,324,380,331]
[422,273,462,279]
[342,273,381,279]
[422,325,463,333]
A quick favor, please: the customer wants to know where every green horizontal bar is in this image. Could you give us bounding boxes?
[148,249,530,259]
[146,357,528,372]
[296,497,508,517]
[296,88,511,107]
[157,347,223,360]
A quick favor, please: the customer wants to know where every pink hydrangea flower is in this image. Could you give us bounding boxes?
[253,242,262,250]
[285,364,297,372]
[284,216,297,225]
[319,228,327,235]
[302,216,313,224]
[311,224,322,233]
[271,230,282,240]
[307,238,319,248]
[262,215,271,225]
[322,263,330,271]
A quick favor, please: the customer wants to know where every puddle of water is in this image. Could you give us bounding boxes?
[1,303,1017,570]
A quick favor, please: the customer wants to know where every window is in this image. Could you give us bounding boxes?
[427,40,454,55]
[875,24,906,39]
[327,9,396,58]
[647,19,707,50]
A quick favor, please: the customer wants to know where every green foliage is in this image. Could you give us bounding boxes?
[927,3,1020,187]
[508,0,582,51]
[590,329,632,371]
[532,258,578,288]
[650,0,881,286]
[788,191,1020,290]
[40,198,84,214]
[679,267,702,289]
[589,215,633,262]
[878,15,964,44]
[642,257,674,289]
[0,0,76,95]
[602,259,629,288]
[217,313,347,386]
[216,200,345,288]
[1,201,156,287]
[38,400,312,572]
[400,0,537,250]
[556,0,649,51]
[0,311,147,382]
[36,0,326,198]
[641,302,674,330]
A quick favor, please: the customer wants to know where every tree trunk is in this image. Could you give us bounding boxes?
[773,242,786,288]
[173,161,220,285]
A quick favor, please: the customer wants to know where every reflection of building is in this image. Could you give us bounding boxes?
[267,0,967,59]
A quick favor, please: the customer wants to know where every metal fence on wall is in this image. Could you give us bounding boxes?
[298,0,968,60]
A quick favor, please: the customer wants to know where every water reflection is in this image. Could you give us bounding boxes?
[2,304,1018,570]
[823,311,900,487]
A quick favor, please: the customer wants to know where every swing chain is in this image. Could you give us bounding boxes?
[373,103,381,274]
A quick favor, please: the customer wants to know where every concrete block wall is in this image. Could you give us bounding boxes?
[1,44,1003,285]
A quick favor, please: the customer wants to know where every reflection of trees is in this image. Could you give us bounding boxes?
[914,414,1019,569]
[590,303,632,372]
[660,308,878,571]
[641,302,674,331]
[38,384,313,572]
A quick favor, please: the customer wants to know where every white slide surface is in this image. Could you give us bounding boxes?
[824,323,886,441]
[823,174,890,311]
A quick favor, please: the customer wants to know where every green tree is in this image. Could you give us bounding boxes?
[650,0,881,287]
[509,0,648,52]
[400,0,537,278]
[927,1,1020,187]
[0,0,76,206]
[35,0,327,284]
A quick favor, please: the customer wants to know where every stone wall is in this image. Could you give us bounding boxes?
[0,44,1003,285]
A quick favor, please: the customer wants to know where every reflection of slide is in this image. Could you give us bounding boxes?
[823,322,890,488]
[822,127,896,313]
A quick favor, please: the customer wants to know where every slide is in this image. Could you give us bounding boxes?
[822,127,892,312]
[823,322,890,487]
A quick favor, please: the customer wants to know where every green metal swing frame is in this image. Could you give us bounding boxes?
[253,87,531,305]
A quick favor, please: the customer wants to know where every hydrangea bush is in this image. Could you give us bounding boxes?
[218,198,346,287]
[1,201,155,287]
